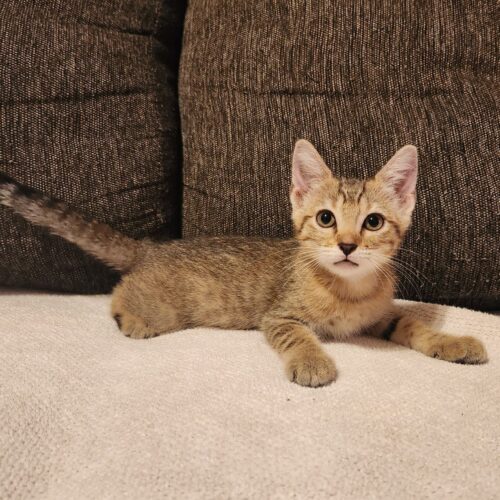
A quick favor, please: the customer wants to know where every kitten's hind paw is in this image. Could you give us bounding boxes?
[286,351,337,387]
[113,311,157,339]
[428,335,488,364]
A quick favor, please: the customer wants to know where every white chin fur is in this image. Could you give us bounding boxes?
[316,251,377,279]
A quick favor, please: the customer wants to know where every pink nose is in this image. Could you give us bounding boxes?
[339,243,357,256]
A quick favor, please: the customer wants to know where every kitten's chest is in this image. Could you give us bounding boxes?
[304,289,391,340]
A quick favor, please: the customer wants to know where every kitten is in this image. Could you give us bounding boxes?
[0,140,487,386]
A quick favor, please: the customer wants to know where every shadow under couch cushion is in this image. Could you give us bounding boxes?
[0,0,186,293]
[179,0,499,310]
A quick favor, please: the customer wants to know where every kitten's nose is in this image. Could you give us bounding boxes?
[339,243,357,256]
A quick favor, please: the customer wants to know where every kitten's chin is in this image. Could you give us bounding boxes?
[316,254,377,281]
[330,264,373,280]
[333,260,359,270]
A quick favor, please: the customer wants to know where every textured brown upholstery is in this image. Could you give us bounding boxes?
[180,1,499,309]
[0,0,185,293]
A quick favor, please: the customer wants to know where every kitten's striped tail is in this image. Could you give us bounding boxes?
[0,172,144,273]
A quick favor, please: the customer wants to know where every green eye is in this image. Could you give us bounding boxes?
[364,213,384,231]
[316,210,336,228]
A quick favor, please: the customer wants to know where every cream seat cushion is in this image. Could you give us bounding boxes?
[1,291,498,498]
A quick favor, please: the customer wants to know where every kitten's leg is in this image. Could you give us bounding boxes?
[261,316,336,387]
[111,307,158,339]
[111,280,181,339]
[367,315,488,364]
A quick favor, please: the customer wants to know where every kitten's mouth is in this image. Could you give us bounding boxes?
[334,259,359,268]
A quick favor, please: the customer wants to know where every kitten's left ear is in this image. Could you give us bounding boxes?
[376,145,418,213]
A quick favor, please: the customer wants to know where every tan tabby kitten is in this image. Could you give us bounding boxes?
[0,140,487,386]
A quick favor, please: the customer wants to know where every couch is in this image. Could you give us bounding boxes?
[0,1,498,498]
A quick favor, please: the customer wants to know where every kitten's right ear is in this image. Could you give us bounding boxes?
[291,139,332,204]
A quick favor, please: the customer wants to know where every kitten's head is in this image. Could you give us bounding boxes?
[290,139,418,280]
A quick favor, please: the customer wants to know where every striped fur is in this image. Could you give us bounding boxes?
[0,173,143,272]
[0,141,487,387]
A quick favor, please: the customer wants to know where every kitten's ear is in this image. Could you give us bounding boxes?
[376,145,418,213]
[291,139,332,204]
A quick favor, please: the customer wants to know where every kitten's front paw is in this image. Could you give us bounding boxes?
[286,351,337,387]
[427,336,488,364]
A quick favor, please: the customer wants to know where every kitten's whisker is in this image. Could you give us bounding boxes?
[369,253,424,282]
[388,259,429,288]
[366,254,422,300]
[371,252,431,286]
[362,256,406,297]
[397,247,419,256]
[384,259,424,283]
[281,251,322,274]
[388,264,424,301]
[371,263,407,298]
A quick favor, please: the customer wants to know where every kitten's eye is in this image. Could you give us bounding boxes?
[316,210,336,228]
[364,213,384,231]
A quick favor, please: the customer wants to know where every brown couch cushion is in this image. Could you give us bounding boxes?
[179,1,499,310]
[0,0,185,293]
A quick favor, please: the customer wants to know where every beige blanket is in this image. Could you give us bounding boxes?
[0,291,499,499]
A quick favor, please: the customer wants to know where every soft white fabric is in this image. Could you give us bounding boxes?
[0,291,499,499]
